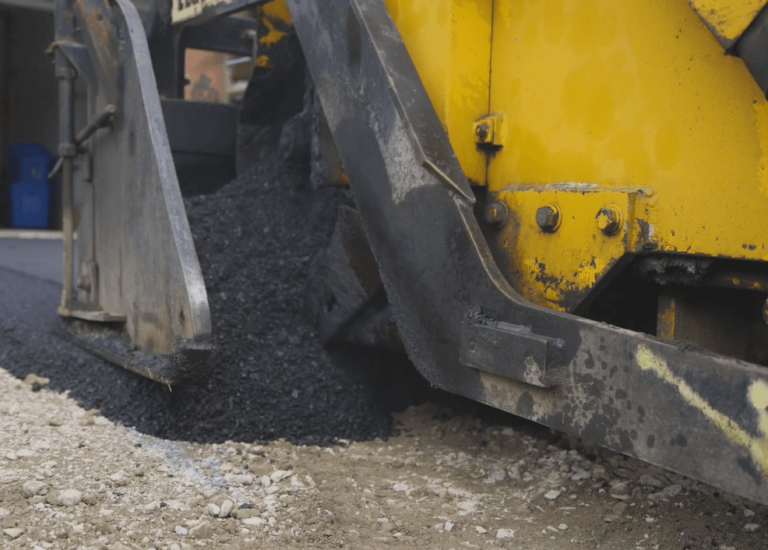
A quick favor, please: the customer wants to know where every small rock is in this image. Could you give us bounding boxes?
[392,482,411,493]
[638,474,664,488]
[558,524,568,531]
[109,473,128,487]
[107,543,131,550]
[3,527,23,539]
[235,508,259,520]
[206,503,221,517]
[379,522,395,533]
[224,473,254,486]
[4,452,17,461]
[270,470,291,483]
[22,480,48,497]
[23,374,50,387]
[59,489,82,506]
[175,526,188,536]
[744,523,761,533]
[260,475,271,488]
[649,484,682,502]
[444,520,454,532]
[570,468,591,481]
[485,464,506,484]
[242,517,264,527]
[16,449,35,458]
[457,500,479,512]
[189,522,212,539]
[496,528,515,539]
[609,482,630,500]
[0,509,9,518]
[612,502,628,516]
[544,489,561,501]
[614,468,636,479]
[46,489,82,506]
[744,509,756,518]
[81,493,97,506]
[475,526,487,534]
[219,499,234,518]
[48,417,64,427]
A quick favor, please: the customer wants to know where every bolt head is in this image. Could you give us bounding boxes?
[535,205,560,232]
[595,207,622,236]
[476,123,490,142]
[484,201,508,229]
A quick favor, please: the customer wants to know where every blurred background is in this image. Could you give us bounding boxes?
[0,0,254,232]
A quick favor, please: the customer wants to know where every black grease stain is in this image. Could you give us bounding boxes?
[676,433,688,447]
[615,389,628,399]
[737,455,762,484]
[647,434,655,448]
[585,350,595,370]
[618,429,634,453]
[516,392,534,417]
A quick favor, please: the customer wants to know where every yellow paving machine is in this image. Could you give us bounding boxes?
[46,0,768,505]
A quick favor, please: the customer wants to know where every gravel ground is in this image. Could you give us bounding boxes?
[1,366,768,550]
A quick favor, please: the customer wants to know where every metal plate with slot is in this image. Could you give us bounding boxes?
[460,321,564,388]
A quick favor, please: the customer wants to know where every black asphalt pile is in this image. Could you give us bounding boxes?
[0,117,431,445]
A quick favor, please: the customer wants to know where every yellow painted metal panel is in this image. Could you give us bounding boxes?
[491,186,650,311]
[385,0,493,186]
[688,0,768,43]
[488,0,768,269]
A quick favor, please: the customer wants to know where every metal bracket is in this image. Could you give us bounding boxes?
[460,320,564,388]
[473,115,503,148]
[50,41,98,88]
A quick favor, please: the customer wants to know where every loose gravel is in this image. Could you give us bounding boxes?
[1,367,767,550]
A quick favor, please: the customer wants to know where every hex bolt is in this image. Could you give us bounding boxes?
[484,201,508,229]
[595,206,623,236]
[475,123,490,142]
[535,205,560,233]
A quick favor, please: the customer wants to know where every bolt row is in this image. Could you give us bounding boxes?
[484,202,623,236]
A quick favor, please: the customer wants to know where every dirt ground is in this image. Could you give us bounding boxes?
[1,367,767,550]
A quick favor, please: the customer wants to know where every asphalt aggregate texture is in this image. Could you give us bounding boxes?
[0,117,429,446]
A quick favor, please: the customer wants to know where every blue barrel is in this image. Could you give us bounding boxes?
[9,181,50,229]
[7,143,54,229]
